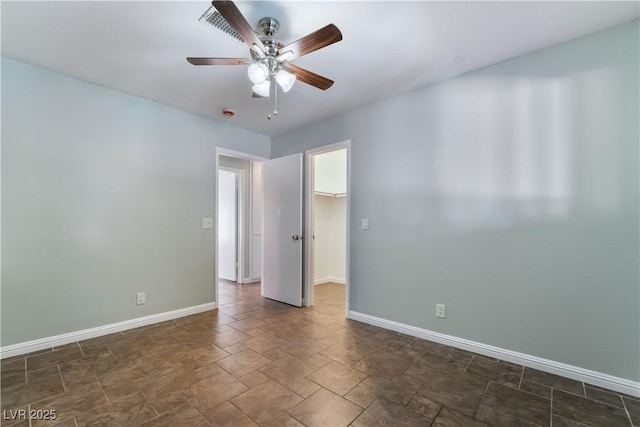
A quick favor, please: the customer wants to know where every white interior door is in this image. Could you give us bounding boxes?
[219,170,237,281]
[262,153,303,306]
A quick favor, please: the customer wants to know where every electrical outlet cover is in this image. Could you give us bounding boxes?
[436,304,446,318]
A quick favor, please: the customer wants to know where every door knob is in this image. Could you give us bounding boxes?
[292,235,301,240]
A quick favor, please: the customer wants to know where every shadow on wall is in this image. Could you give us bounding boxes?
[380,66,630,236]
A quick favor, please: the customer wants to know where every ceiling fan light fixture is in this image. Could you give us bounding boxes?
[276,69,296,93]
[248,62,269,84]
[252,80,271,97]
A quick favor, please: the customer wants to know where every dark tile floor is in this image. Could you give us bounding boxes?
[1,281,638,426]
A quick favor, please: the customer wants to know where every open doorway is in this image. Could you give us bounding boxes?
[305,142,350,316]
[215,150,266,307]
[218,168,242,283]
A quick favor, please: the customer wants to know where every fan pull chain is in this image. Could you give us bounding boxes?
[267,74,278,120]
[274,82,278,116]
[267,78,272,120]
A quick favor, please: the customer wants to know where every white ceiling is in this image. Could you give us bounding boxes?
[2,1,638,137]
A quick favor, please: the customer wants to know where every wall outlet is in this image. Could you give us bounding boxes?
[136,292,146,305]
[361,218,369,230]
[202,217,213,229]
[436,304,446,318]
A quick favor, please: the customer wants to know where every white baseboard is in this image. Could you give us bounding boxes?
[240,277,261,284]
[314,277,346,285]
[0,302,217,359]
[348,310,640,398]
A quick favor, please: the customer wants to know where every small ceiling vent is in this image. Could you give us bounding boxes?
[199,5,244,43]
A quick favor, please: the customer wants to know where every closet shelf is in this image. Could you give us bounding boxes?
[315,191,346,198]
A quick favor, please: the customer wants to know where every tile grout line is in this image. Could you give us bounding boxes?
[104,345,117,360]
[461,355,475,377]
[345,405,363,427]
[517,366,524,390]
[622,397,634,427]
[77,342,86,358]
[287,410,306,427]
[57,364,67,392]
[550,387,554,427]
[185,398,214,426]
[432,405,444,426]
[97,372,112,403]
[556,385,634,408]
[137,387,158,417]
[230,400,257,426]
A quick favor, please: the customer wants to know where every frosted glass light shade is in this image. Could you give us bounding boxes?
[248,63,268,84]
[276,69,296,93]
[252,80,270,97]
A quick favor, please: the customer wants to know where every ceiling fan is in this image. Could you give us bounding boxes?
[187,0,343,118]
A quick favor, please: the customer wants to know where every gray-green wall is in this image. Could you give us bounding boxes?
[1,57,270,346]
[272,21,640,381]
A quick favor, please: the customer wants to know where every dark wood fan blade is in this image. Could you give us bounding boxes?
[283,63,334,90]
[212,1,265,52]
[187,57,251,65]
[280,24,342,61]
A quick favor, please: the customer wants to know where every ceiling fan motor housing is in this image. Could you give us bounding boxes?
[256,18,284,61]
[258,17,279,37]
[260,39,283,58]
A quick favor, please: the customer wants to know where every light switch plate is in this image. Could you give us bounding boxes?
[361,218,369,230]
[202,217,213,229]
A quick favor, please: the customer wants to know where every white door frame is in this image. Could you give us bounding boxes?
[215,148,268,306]
[304,140,351,317]
[219,167,243,283]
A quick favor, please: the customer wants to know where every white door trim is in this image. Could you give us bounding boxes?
[215,148,268,307]
[304,140,351,317]
[247,161,262,283]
